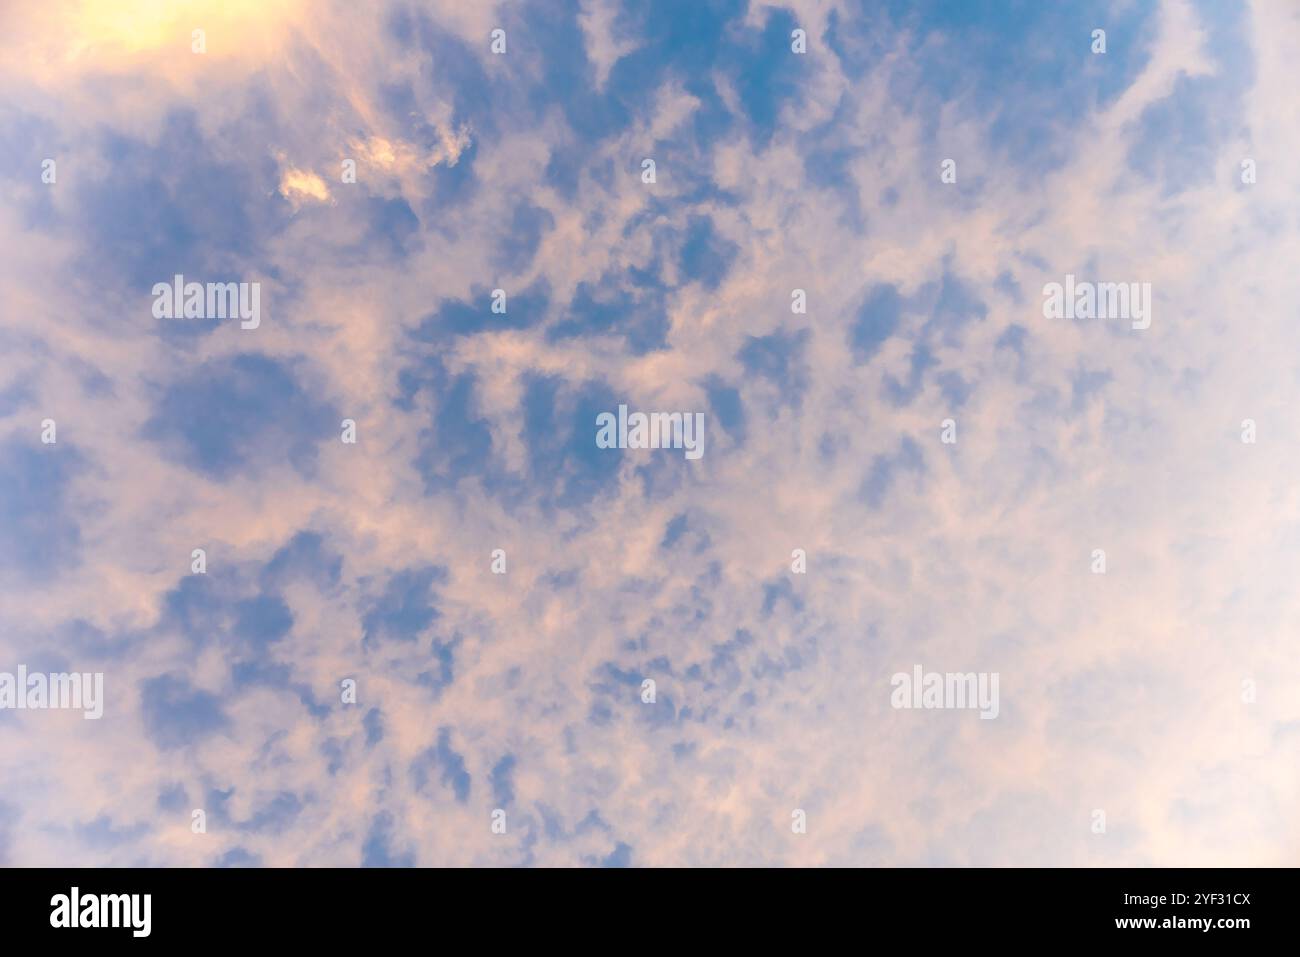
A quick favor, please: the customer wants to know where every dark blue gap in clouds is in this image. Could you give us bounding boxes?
[418,634,459,697]
[73,110,287,294]
[412,370,497,494]
[521,374,623,510]
[850,284,903,361]
[587,661,679,730]
[396,351,514,500]
[600,842,633,867]
[233,594,293,650]
[143,530,341,720]
[0,378,35,417]
[883,342,939,407]
[412,280,550,340]
[139,673,229,750]
[859,436,926,509]
[761,577,805,618]
[229,658,329,720]
[678,214,740,291]
[606,0,802,150]
[919,269,989,343]
[260,530,343,592]
[238,791,304,835]
[853,268,987,405]
[364,708,384,748]
[358,195,422,261]
[547,269,671,355]
[802,104,869,235]
[388,9,497,137]
[702,375,746,443]
[826,0,1158,176]
[361,565,448,646]
[197,785,307,839]
[409,728,471,803]
[1126,0,1254,196]
[0,437,85,581]
[362,812,415,867]
[490,754,517,807]
[393,0,814,222]
[142,353,337,480]
[498,201,556,274]
[161,570,240,649]
[215,847,262,868]
[157,784,188,814]
[661,512,690,548]
[75,815,148,849]
[400,361,629,509]
[738,327,811,407]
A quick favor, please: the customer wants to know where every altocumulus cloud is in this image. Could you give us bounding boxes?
[0,0,1298,869]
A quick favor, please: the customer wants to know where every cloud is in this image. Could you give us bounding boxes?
[349,130,472,177]
[278,167,332,209]
[2,0,1299,869]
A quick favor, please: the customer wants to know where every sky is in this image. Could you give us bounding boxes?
[1,0,1299,867]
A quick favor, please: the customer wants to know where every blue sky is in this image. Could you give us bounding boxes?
[0,0,1298,866]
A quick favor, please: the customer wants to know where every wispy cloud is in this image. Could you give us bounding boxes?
[1,0,1298,867]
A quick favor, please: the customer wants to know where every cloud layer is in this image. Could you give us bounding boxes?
[1,0,1299,867]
